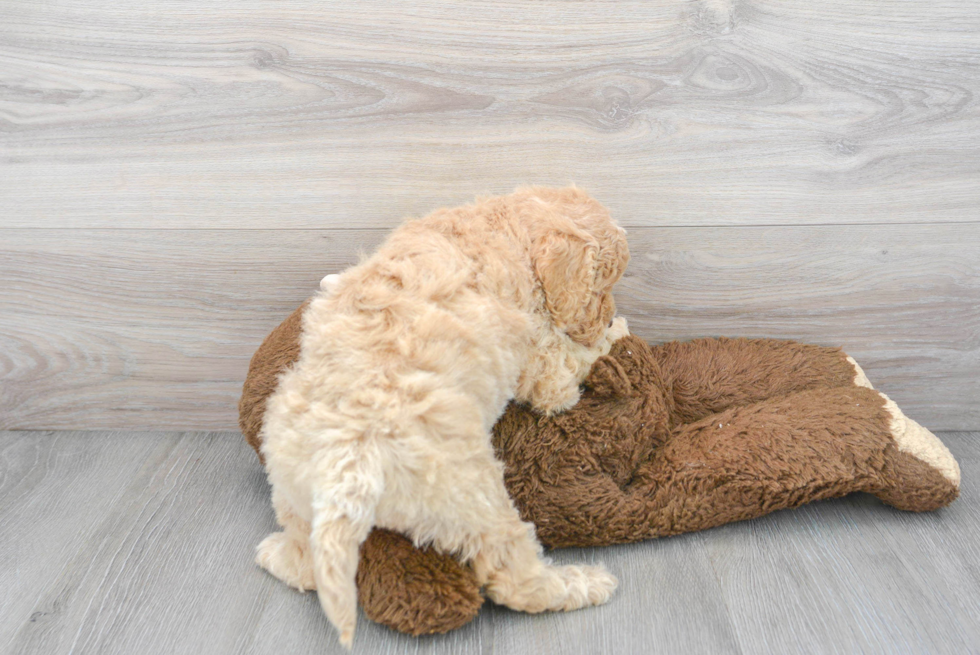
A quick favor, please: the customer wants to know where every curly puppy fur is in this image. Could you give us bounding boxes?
[255,186,630,647]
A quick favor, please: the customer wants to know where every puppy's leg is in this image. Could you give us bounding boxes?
[457,451,617,613]
[308,442,384,649]
[476,521,617,613]
[255,488,316,591]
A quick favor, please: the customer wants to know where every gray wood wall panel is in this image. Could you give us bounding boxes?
[2,0,979,229]
[2,224,977,431]
[2,430,977,654]
[2,0,978,430]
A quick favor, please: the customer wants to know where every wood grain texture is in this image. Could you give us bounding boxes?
[2,0,979,228]
[0,431,183,648]
[2,223,977,431]
[702,444,980,654]
[2,0,978,431]
[1,430,977,654]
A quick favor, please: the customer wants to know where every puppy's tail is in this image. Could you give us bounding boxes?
[309,443,383,649]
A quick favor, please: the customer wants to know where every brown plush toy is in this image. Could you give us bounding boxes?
[240,302,961,636]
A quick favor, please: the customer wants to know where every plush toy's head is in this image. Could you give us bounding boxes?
[495,335,669,495]
[491,334,693,548]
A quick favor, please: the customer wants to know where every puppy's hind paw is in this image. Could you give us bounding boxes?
[555,564,618,611]
[256,531,316,591]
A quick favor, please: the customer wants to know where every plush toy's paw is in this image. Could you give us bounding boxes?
[845,353,960,485]
[874,393,960,512]
[885,400,960,487]
[846,356,875,389]
[882,393,961,484]
[256,531,316,591]
[357,529,484,636]
[553,564,618,611]
[844,357,960,509]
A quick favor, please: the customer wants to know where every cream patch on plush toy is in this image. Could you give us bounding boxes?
[847,355,958,485]
[846,356,874,389]
[880,393,961,486]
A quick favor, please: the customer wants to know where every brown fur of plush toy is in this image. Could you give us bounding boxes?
[241,305,960,636]
[239,299,309,466]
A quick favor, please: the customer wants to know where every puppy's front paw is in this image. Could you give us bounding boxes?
[533,385,581,416]
[256,531,316,591]
[555,564,618,611]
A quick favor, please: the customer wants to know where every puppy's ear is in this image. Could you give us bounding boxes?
[532,227,599,342]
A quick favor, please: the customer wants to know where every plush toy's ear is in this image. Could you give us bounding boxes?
[585,355,633,397]
[531,227,600,344]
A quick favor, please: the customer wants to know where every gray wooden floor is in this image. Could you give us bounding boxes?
[2,430,977,654]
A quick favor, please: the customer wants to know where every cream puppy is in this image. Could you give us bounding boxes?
[257,186,630,646]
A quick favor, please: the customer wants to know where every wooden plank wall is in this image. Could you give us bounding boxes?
[2,0,978,430]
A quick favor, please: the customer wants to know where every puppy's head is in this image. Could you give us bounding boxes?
[520,186,630,347]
